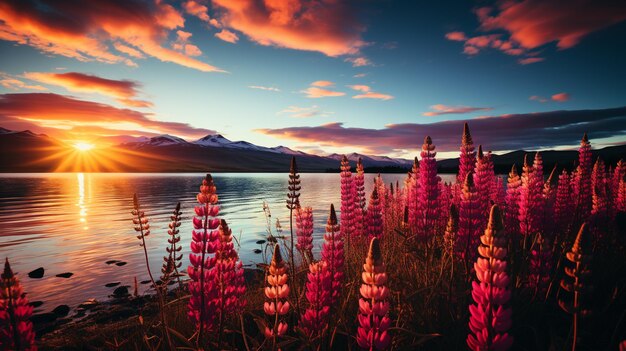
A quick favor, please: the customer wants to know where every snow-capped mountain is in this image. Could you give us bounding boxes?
[193,134,233,147]
[270,146,307,156]
[129,134,190,147]
[327,152,413,167]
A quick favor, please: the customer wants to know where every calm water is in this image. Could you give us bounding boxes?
[0,173,455,313]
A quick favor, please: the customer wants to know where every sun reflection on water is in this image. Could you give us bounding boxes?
[77,173,88,230]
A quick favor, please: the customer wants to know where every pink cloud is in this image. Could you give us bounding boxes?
[529,95,548,103]
[215,29,239,43]
[348,85,370,92]
[302,87,345,98]
[518,57,545,65]
[211,0,366,57]
[445,31,467,41]
[423,104,493,116]
[345,57,372,67]
[463,46,480,55]
[0,0,223,72]
[552,92,570,102]
[113,42,145,59]
[347,85,393,100]
[311,81,335,87]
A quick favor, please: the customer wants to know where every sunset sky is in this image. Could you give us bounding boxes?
[1,0,625,158]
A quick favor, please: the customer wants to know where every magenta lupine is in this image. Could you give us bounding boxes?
[407,158,420,232]
[573,133,592,219]
[555,170,573,232]
[300,261,332,340]
[188,174,220,336]
[295,206,314,263]
[340,155,356,239]
[608,160,625,220]
[467,205,513,351]
[458,122,477,185]
[504,165,521,238]
[590,158,609,240]
[0,258,36,351]
[456,173,481,262]
[439,182,453,231]
[264,245,290,343]
[542,166,558,238]
[416,136,441,241]
[518,154,544,238]
[528,233,552,295]
[493,176,507,209]
[618,176,626,213]
[473,145,492,230]
[367,187,383,240]
[374,174,387,227]
[321,204,344,304]
[354,158,367,237]
[357,238,392,350]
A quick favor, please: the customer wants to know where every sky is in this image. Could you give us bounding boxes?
[1,0,625,159]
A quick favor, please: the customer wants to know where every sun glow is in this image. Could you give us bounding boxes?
[74,142,95,151]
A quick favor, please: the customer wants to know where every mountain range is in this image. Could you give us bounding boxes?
[0,127,623,173]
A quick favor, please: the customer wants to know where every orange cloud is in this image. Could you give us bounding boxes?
[113,42,145,59]
[423,104,493,116]
[0,72,47,91]
[518,57,544,65]
[215,29,239,43]
[23,72,151,108]
[0,0,223,72]
[303,87,345,98]
[445,31,466,41]
[0,93,215,139]
[211,0,366,57]
[348,85,393,100]
[552,92,570,102]
[311,81,335,87]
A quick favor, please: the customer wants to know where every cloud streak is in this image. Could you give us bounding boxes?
[348,85,393,100]
[257,106,626,153]
[423,104,492,116]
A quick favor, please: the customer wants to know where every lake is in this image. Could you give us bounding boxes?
[0,172,456,313]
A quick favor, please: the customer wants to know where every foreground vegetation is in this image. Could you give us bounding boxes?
[2,124,626,350]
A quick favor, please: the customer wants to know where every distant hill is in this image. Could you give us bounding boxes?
[1,127,623,173]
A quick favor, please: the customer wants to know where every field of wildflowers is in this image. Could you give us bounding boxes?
[2,124,625,350]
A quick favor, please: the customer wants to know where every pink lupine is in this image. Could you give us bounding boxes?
[416,136,441,241]
[518,153,544,238]
[321,204,344,304]
[354,158,367,237]
[300,261,332,340]
[439,182,453,231]
[367,187,383,240]
[458,122,477,185]
[542,166,558,238]
[340,155,356,240]
[374,174,387,228]
[528,233,552,295]
[188,174,220,336]
[295,206,314,263]
[590,158,609,240]
[456,173,481,263]
[554,170,573,233]
[264,245,290,343]
[573,133,592,219]
[504,165,521,238]
[467,205,513,351]
[357,238,392,350]
[0,258,36,351]
[609,160,625,218]
[407,158,420,232]
[493,176,507,209]
[617,175,626,213]
[473,146,492,230]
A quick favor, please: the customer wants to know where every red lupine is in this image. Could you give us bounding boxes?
[295,205,314,263]
[617,175,626,213]
[340,155,356,239]
[0,258,36,351]
[518,154,544,238]
[367,187,383,240]
[573,133,592,219]
[321,204,344,304]
[354,158,367,237]
[467,205,513,351]
[458,122,477,185]
[456,173,481,262]
[264,245,290,342]
[609,160,625,218]
[300,261,332,340]
[528,233,552,295]
[416,136,441,241]
[554,170,573,233]
[590,158,609,240]
[357,238,392,350]
[188,174,221,335]
[504,165,521,238]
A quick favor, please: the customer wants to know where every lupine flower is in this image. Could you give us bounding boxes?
[518,154,544,238]
[504,165,521,237]
[357,238,392,350]
[164,202,183,288]
[416,136,441,241]
[0,258,36,351]
[443,204,459,258]
[407,158,420,232]
[374,174,387,228]
[609,160,625,218]
[456,173,481,262]
[573,133,592,219]
[300,261,332,340]
[215,219,246,312]
[321,204,344,304]
[286,156,301,289]
[296,205,314,263]
[188,174,220,334]
[473,146,493,230]
[264,245,290,341]
[467,205,513,351]
[458,122,477,185]
[617,175,626,213]
[439,182,453,231]
[367,187,383,240]
[555,170,573,233]
[340,155,356,239]
[542,166,558,238]
[559,223,593,350]
[528,233,552,295]
[590,158,609,240]
[354,158,367,237]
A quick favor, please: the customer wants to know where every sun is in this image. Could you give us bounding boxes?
[74,142,95,152]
